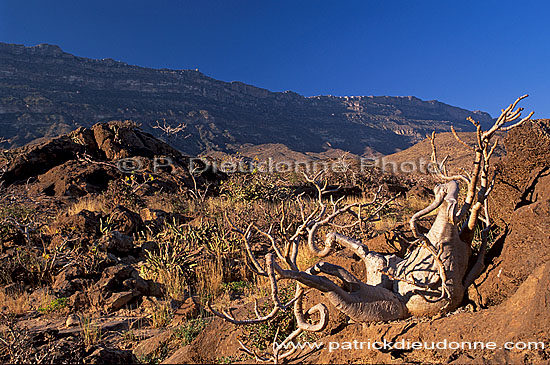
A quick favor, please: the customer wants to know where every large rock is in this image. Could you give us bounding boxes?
[1,120,197,189]
[474,172,550,306]
[1,134,88,185]
[90,264,162,312]
[476,119,550,306]
[110,205,144,236]
[490,119,550,225]
[97,231,134,254]
[30,160,119,197]
[92,122,183,161]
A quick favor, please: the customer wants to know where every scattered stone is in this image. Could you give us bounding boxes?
[51,209,101,246]
[406,183,433,200]
[170,297,200,327]
[176,297,200,320]
[65,314,79,327]
[96,264,136,291]
[69,291,88,310]
[140,208,168,222]
[123,277,163,297]
[89,263,163,312]
[140,241,157,252]
[104,291,137,312]
[52,265,84,296]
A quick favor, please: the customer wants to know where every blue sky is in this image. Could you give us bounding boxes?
[1,0,548,117]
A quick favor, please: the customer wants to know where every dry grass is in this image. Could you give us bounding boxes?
[373,195,433,232]
[81,315,102,347]
[150,302,174,328]
[374,215,399,232]
[296,243,322,270]
[144,194,176,213]
[156,270,189,301]
[195,257,225,302]
[35,290,57,311]
[0,290,30,315]
[67,195,108,215]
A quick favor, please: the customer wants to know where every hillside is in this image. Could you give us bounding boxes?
[384,131,506,175]
[0,119,549,364]
[0,42,494,156]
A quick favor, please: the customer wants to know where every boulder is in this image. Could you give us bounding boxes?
[52,265,84,296]
[97,231,134,254]
[110,205,143,235]
[104,291,137,312]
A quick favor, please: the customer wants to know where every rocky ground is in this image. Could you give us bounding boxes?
[0,119,549,364]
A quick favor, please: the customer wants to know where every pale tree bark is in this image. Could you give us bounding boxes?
[209,96,534,364]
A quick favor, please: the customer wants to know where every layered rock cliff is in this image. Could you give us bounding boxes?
[0,42,493,155]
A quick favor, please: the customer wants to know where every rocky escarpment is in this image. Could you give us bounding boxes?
[0,42,493,155]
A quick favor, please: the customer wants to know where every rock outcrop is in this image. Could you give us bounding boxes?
[474,119,550,306]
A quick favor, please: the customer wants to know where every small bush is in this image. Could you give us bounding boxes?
[220,173,291,202]
[0,204,38,246]
[242,284,297,352]
[37,297,68,313]
[173,318,208,346]
[103,179,144,211]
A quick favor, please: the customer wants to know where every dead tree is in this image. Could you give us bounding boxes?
[209,96,533,363]
[153,119,188,137]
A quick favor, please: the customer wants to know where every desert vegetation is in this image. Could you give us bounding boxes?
[0,97,549,364]
[0,119,425,363]
[207,96,534,363]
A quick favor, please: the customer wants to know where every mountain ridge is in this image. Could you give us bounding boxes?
[0,42,493,155]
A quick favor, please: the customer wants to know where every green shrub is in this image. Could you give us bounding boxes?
[173,318,208,346]
[38,297,68,313]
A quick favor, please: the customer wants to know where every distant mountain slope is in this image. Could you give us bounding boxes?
[0,42,494,155]
[384,131,506,174]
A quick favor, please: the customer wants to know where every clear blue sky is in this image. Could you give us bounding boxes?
[1,0,548,117]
